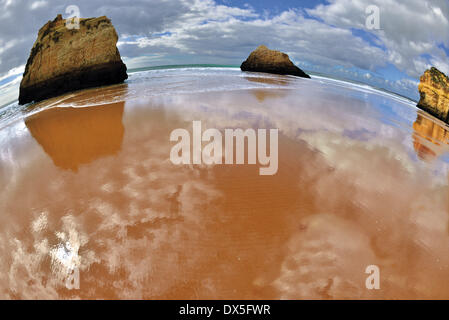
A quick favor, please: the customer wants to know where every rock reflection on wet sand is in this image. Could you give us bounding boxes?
[1,73,449,299]
[25,102,125,171]
[412,111,449,162]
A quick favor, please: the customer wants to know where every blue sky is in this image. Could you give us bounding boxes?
[0,0,448,101]
[213,0,447,100]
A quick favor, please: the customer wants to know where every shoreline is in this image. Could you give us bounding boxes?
[0,68,425,134]
[0,64,418,111]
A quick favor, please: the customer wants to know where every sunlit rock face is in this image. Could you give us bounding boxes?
[240,45,310,78]
[417,67,449,124]
[18,14,127,105]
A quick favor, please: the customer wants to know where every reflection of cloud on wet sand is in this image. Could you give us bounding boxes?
[273,214,378,299]
[1,213,96,299]
[158,90,449,298]
[1,83,449,299]
[0,104,227,299]
[282,130,449,299]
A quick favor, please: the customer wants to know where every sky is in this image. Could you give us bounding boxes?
[0,0,448,101]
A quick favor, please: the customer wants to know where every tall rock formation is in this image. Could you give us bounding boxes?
[240,45,310,78]
[417,67,449,123]
[19,14,127,105]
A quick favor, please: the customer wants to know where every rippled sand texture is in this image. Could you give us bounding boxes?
[1,69,449,299]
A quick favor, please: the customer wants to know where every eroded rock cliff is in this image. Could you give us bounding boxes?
[417,67,449,123]
[19,14,127,105]
[240,45,310,78]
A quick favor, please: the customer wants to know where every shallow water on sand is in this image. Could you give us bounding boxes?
[0,68,449,299]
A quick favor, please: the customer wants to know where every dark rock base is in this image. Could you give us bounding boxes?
[240,62,311,79]
[19,61,128,105]
[418,91,449,124]
[417,102,449,124]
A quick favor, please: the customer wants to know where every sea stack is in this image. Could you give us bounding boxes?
[240,45,310,78]
[417,67,449,124]
[19,14,127,105]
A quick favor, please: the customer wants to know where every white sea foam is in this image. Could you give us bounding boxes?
[0,67,420,130]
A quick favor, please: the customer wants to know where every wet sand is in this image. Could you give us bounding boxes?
[1,70,449,299]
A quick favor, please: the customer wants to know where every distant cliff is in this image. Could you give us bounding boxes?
[19,14,127,105]
[241,45,310,78]
[417,67,449,124]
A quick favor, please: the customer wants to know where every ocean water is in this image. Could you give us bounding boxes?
[0,66,417,128]
[0,67,449,299]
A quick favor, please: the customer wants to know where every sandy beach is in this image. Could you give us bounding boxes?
[0,68,448,299]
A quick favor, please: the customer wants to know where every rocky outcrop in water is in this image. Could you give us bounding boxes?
[240,45,310,78]
[19,14,127,105]
[417,67,449,123]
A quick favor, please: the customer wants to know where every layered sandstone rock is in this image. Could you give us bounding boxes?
[241,45,310,78]
[417,67,449,123]
[19,14,127,105]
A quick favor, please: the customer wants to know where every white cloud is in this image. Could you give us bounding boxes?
[307,0,449,77]
[0,0,446,99]
[0,64,24,83]
[118,7,387,73]
[30,0,47,10]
